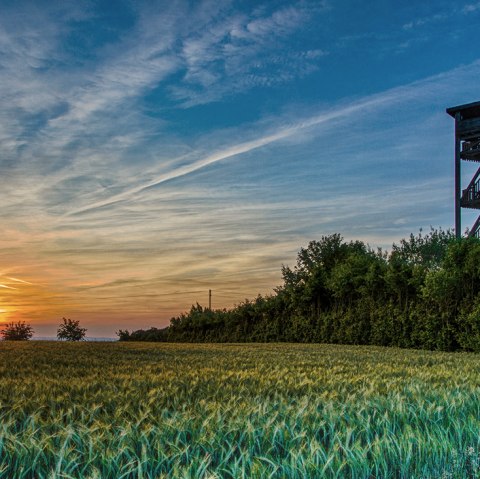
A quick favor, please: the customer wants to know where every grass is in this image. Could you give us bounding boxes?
[0,341,479,478]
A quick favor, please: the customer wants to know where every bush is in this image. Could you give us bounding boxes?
[1,321,34,340]
[57,318,87,341]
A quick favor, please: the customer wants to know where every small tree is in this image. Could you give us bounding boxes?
[57,317,87,341]
[116,329,131,341]
[0,321,34,340]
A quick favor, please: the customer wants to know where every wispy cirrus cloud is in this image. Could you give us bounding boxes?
[0,0,329,212]
[169,1,328,105]
[402,1,480,31]
[52,58,479,221]
[462,1,480,13]
[402,13,448,30]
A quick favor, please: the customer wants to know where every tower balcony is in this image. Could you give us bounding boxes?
[460,140,480,162]
[447,100,480,238]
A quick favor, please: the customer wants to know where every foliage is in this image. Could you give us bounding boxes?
[390,227,453,269]
[116,329,131,341]
[0,321,33,340]
[120,227,480,352]
[57,317,87,341]
[116,326,168,341]
[0,341,479,478]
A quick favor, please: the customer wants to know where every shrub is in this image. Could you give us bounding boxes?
[57,318,87,341]
[0,321,34,340]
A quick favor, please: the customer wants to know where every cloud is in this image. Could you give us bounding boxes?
[169,1,327,105]
[243,5,307,37]
[0,0,328,223]
[462,2,480,13]
[403,3,480,31]
[58,58,479,219]
[6,277,35,285]
[402,13,448,30]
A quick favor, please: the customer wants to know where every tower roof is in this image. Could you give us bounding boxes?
[446,101,480,119]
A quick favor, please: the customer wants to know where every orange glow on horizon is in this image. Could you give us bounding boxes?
[0,262,281,337]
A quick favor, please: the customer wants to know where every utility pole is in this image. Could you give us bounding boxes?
[208,289,212,310]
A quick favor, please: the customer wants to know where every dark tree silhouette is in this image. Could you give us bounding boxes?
[57,318,87,341]
[1,321,34,340]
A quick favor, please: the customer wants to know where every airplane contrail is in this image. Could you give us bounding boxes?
[6,277,35,285]
[63,67,452,218]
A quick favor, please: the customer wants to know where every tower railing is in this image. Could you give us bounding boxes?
[468,215,480,238]
[461,167,480,208]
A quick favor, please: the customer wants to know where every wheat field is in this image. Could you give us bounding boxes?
[0,341,479,478]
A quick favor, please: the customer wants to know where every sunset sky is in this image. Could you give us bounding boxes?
[1,0,479,337]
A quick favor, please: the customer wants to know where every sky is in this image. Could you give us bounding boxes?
[0,0,479,337]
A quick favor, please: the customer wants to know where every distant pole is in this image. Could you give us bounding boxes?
[209,289,212,310]
[455,112,461,238]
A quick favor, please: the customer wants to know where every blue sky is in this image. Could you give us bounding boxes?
[0,0,479,336]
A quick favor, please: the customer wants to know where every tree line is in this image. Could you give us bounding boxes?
[118,229,480,352]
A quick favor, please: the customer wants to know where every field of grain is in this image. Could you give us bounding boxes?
[0,342,479,478]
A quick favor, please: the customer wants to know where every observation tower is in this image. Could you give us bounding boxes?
[447,101,480,238]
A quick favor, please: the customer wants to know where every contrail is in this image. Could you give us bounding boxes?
[64,96,388,217]
[6,277,34,285]
[63,70,448,218]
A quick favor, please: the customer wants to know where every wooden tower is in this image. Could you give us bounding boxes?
[446,101,480,238]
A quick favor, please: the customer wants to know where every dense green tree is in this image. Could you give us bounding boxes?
[119,229,480,352]
[390,227,454,269]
